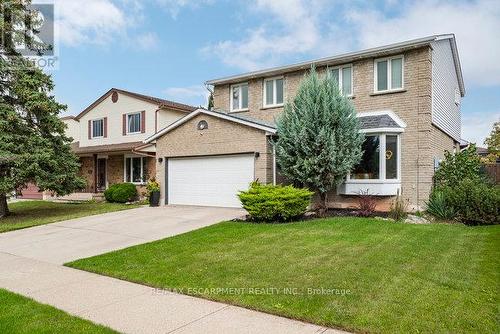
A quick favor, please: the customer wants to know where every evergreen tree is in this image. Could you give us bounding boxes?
[0,0,85,218]
[207,92,214,110]
[274,67,364,213]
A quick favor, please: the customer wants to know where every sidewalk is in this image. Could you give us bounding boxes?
[0,252,344,334]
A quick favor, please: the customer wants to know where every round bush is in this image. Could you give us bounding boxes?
[112,183,137,203]
[238,182,314,222]
[104,183,137,203]
[103,184,119,202]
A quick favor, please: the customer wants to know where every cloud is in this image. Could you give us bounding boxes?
[462,111,499,146]
[202,0,326,71]
[155,0,214,18]
[55,0,128,46]
[135,32,159,50]
[164,85,209,107]
[347,0,500,86]
[203,0,500,88]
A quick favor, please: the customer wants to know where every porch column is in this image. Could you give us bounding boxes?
[93,154,98,193]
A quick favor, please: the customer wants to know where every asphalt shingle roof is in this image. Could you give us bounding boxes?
[358,114,400,129]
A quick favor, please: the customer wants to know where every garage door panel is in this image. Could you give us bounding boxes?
[168,155,254,208]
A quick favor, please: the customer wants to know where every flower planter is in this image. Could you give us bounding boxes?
[149,191,160,207]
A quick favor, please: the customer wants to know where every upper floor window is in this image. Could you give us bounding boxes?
[263,77,284,107]
[92,119,104,138]
[374,55,403,92]
[330,65,353,96]
[230,83,248,111]
[127,112,141,134]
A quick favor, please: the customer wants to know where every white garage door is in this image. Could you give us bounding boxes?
[168,154,255,208]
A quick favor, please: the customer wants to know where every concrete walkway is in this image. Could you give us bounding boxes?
[0,206,345,334]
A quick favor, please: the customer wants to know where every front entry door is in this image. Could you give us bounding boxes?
[96,158,107,192]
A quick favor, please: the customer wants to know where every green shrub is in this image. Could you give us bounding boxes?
[238,182,314,222]
[434,145,483,187]
[146,178,160,197]
[103,184,119,202]
[104,183,137,203]
[440,180,499,225]
[426,190,456,220]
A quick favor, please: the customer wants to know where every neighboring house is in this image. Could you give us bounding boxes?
[145,34,464,210]
[18,88,196,200]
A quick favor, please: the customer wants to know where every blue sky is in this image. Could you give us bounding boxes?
[51,0,499,145]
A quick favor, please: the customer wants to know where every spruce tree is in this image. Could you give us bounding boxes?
[0,0,85,218]
[275,67,364,213]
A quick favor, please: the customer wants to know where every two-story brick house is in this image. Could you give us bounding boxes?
[145,35,464,210]
[56,88,196,200]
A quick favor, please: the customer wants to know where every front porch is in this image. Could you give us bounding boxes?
[69,142,156,200]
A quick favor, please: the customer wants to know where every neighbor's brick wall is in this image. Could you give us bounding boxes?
[214,46,442,210]
[155,114,272,205]
[78,156,94,192]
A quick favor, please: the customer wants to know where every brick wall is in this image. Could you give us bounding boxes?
[213,46,452,210]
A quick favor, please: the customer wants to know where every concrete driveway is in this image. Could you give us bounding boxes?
[0,205,244,264]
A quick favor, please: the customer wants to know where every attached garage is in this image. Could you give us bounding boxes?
[146,108,277,208]
[167,154,255,208]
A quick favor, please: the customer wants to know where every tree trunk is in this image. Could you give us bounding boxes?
[0,193,10,219]
[318,191,328,217]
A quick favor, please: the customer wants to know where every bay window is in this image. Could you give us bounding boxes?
[330,65,353,96]
[263,77,284,107]
[124,156,148,184]
[349,134,400,181]
[375,55,403,92]
[230,83,248,111]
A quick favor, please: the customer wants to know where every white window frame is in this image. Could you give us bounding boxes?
[374,55,404,93]
[263,76,284,108]
[123,155,146,185]
[230,83,249,112]
[329,64,353,96]
[346,133,401,183]
[127,112,142,134]
[92,118,104,138]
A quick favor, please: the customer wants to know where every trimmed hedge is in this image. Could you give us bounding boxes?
[238,182,314,222]
[104,183,138,203]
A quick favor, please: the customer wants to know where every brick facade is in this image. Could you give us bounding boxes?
[212,46,457,210]
[77,154,155,198]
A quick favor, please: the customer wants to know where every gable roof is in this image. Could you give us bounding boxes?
[144,108,277,143]
[75,88,197,120]
[206,34,465,96]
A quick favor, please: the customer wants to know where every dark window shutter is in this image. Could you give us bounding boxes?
[88,120,91,139]
[103,117,108,138]
[141,110,146,133]
[122,114,126,135]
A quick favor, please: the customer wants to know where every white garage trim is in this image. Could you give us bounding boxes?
[166,153,256,208]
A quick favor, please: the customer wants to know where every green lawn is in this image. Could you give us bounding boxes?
[0,288,116,333]
[67,218,500,333]
[0,200,140,233]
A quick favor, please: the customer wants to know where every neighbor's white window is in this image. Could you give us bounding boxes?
[230,83,248,111]
[127,112,141,134]
[330,65,353,96]
[92,119,104,138]
[124,156,147,183]
[349,134,400,181]
[263,77,284,107]
[374,55,403,92]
